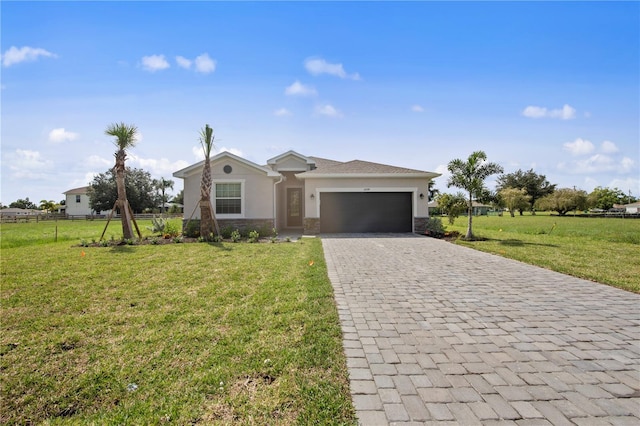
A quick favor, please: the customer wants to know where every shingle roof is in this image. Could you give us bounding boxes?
[64,186,89,195]
[301,159,435,175]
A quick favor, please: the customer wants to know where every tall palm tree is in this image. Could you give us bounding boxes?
[447,150,503,240]
[155,177,174,215]
[199,124,218,239]
[105,122,139,240]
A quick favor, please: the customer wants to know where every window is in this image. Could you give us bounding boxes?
[75,195,81,203]
[215,183,242,214]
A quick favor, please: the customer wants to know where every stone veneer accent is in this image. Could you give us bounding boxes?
[413,217,429,234]
[303,218,320,235]
[182,218,274,235]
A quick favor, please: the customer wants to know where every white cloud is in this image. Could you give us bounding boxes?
[522,104,576,120]
[217,147,244,157]
[194,53,216,73]
[558,154,635,174]
[284,80,317,97]
[563,138,595,156]
[411,105,424,113]
[87,155,112,168]
[315,104,343,118]
[608,178,639,195]
[192,145,205,161]
[128,154,189,177]
[274,108,292,117]
[601,140,619,154]
[2,46,57,67]
[48,128,78,143]
[7,149,52,179]
[176,55,192,69]
[141,54,170,72]
[304,58,360,80]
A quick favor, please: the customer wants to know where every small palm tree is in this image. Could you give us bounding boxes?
[447,151,503,240]
[105,122,139,240]
[199,124,219,239]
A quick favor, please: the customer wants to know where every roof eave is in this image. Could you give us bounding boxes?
[296,172,441,179]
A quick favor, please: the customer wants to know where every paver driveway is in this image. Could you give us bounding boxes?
[322,234,640,425]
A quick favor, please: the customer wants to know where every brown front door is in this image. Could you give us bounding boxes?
[287,188,303,227]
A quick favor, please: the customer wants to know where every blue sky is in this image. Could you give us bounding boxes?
[2,1,638,205]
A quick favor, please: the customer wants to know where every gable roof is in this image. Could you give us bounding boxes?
[297,159,440,179]
[173,150,280,178]
[64,186,89,195]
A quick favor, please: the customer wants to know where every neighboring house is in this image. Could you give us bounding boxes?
[173,150,440,234]
[427,200,493,216]
[63,186,101,217]
[0,208,39,218]
[623,201,640,214]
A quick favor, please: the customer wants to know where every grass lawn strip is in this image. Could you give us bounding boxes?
[1,234,356,424]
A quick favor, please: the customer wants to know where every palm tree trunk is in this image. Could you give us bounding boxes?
[115,151,134,240]
[200,160,214,238]
[466,193,473,239]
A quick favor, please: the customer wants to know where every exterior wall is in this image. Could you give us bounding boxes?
[274,156,308,171]
[182,157,276,220]
[65,193,94,216]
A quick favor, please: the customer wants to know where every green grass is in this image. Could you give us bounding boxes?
[1,221,356,425]
[444,213,640,292]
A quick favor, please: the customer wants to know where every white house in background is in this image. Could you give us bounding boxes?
[63,186,99,216]
[173,150,440,234]
[624,201,640,213]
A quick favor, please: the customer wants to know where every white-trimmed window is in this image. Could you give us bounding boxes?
[215,182,242,215]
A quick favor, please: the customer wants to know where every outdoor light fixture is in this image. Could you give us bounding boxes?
[419,193,424,199]
[310,193,315,199]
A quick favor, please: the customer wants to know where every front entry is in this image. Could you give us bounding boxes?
[286,188,303,227]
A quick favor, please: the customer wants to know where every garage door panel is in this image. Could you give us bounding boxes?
[320,192,411,233]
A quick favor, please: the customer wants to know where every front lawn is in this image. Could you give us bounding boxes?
[1,223,356,425]
[444,214,640,292]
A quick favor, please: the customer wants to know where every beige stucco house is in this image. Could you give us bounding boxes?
[173,150,440,234]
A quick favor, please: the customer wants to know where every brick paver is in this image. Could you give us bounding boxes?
[322,234,640,425]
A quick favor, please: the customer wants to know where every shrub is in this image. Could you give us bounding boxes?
[423,217,445,238]
[163,221,180,238]
[220,226,234,239]
[183,220,200,238]
[231,229,241,243]
[147,216,167,235]
[248,230,260,243]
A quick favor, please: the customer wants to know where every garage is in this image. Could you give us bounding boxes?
[320,192,412,233]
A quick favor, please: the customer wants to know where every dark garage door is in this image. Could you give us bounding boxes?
[320,192,412,233]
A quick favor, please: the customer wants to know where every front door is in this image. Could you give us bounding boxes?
[286,188,303,227]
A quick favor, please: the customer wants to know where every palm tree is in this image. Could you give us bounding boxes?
[105,122,139,240]
[447,151,503,240]
[155,177,174,215]
[198,124,219,239]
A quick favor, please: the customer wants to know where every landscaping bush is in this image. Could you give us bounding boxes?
[183,220,200,238]
[423,217,446,238]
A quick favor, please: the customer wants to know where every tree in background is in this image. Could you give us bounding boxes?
[104,122,140,240]
[496,169,556,215]
[9,198,38,209]
[587,187,627,211]
[154,177,175,214]
[88,167,158,213]
[39,200,57,212]
[436,192,467,225]
[171,189,184,205]
[535,188,588,216]
[447,151,503,239]
[427,180,440,202]
[498,188,531,217]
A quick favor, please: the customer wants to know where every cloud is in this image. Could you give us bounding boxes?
[176,56,192,69]
[315,104,343,118]
[522,104,576,120]
[87,155,112,168]
[48,128,78,143]
[217,147,244,157]
[274,108,292,117]
[601,140,619,154]
[563,138,595,156]
[194,53,216,73]
[128,154,189,177]
[558,154,635,174]
[285,80,317,97]
[304,58,360,80]
[141,54,170,72]
[2,46,57,67]
[7,149,53,179]
[411,105,424,113]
